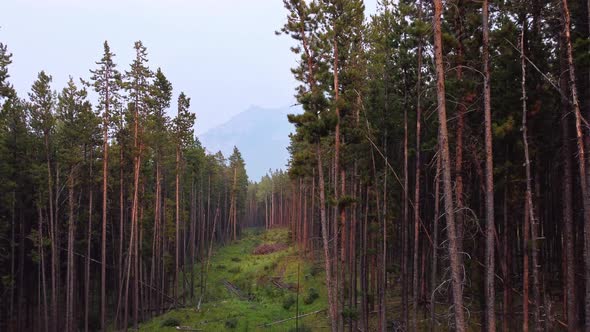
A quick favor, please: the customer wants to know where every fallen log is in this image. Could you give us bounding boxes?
[257,309,326,327]
[175,326,202,331]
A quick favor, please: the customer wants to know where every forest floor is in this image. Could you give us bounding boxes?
[135,227,506,331]
[138,228,330,331]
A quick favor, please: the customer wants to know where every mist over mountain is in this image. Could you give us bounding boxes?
[199,105,301,181]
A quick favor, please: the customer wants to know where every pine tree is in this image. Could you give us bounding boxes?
[122,40,152,331]
[87,40,121,331]
[0,43,15,100]
[147,67,172,314]
[433,0,465,329]
[172,92,195,304]
[28,71,58,332]
[55,77,93,332]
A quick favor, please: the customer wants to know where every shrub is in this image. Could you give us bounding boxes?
[228,266,241,274]
[283,295,296,310]
[341,307,359,320]
[231,257,241,262]
[309,265,322,277]
[303,287,319,305]
[225,317,238,329]
[160,317,181,327]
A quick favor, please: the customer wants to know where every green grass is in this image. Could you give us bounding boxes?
[139,228,329,331]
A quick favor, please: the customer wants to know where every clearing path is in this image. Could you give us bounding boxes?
[139,228,328,331]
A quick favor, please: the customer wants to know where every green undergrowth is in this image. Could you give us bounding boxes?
[139,228,329,331]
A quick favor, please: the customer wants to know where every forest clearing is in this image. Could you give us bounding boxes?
[138,228,329,331]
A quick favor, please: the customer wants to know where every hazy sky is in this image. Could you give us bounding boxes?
[1,0,378,134]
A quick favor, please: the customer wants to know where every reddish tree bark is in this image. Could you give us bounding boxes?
[433,0,466,329]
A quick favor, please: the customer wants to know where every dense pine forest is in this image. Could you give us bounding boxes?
[1,0,590,331]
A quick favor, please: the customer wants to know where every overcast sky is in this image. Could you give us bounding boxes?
[1,0,378,134]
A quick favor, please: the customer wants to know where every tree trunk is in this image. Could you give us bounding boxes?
[175,146,180,302]
[85,150,93,332]
[317,143,338,332]
[66,169,76,332]
[433,1,466,329]
[43,134,57,332]
[520,26,542,332]
[332,35,343,332]
[119,142,124,316]
[523,198,530,332]
[412,2,423,328]
[232,167,237,241]
[400,74,411,331]
[483,1,496,329]
[560,31,577,330]
[454,0,466,278]
[560,2,590,330]
[38,205,49,332]
[431,152,441,331]
[380,163,386,332]
[502,179,511,332]
[101,85,109,332]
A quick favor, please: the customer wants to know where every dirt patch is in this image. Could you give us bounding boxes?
[252,243,288,255]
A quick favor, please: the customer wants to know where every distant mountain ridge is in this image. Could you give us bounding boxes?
[199,105,301,181]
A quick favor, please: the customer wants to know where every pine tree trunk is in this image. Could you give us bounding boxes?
[520,27,542,332]
[560,2,590,330]
[303,183,308,254]
[523,196,530,332]
[483,1,496,329]
[232,167,237,241]
[38,205,49,332]
[502,181,511,332]
[119,143,124,313]
[101,86,109,332]
[123,152,141,331]
[150,162,161,317]
[271,183,274,228]
[431,152,441,331]
[66,169,76,332]
[55,164,61,331]
[9,190,15,332]
[341,170,349,330]
[560,32,577,330]
[380,167,386,332]
[412,3,423,327]
[316,143,338,332]
[433,1,466,329]
[43,134,57,332]
[85,150,93,332]
[175,146,180,302]
[454,0,466,263]
[402,81,410,332]
[332,37,343,332]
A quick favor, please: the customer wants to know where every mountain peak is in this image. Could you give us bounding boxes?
[199,105,301,181]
